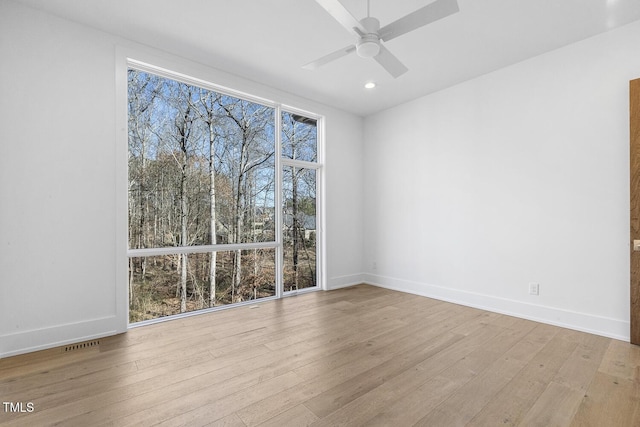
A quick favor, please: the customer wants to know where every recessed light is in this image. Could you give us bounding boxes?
[364,82,376,89]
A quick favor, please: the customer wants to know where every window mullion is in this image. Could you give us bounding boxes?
[281,158,321,169]
[275,105,283,299]
[128,241,279,258]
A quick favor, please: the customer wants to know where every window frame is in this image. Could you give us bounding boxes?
[280,109,323,294]
[119,57,324,327]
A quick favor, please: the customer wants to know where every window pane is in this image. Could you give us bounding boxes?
[283,167,317,291]
[128,69,275,249]
[129,249,276,323]
[215,96,276,245]
[281,111,317,163]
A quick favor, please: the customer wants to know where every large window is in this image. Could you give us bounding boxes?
[127,64,321,323]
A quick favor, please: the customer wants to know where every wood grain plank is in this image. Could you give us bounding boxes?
[254,404,318,427]
[570,370,640,427]
[413,319,541,426]
[307,323,506,426]
[303,309,486,419]
[520,382,585,427]
[203,413,247,427]
[599,337,640,380]
[467,333,578,426]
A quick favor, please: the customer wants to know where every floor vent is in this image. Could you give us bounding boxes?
[62,339,100,353]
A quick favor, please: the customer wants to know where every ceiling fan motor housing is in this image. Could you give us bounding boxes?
[356,16,381,58]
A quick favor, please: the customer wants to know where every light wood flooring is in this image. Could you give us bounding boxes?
[1,284,640,426]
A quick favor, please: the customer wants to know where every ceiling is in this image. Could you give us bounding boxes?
[12,0,640,116]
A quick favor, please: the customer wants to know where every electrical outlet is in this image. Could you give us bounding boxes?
[372,261,377,271]
[529,283,539,296]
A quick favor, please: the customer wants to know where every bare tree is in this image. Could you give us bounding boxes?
[128,70,279,320]
[193,89,222,307]
[163,82,199,313]
[217,98,274,302]
[282,113,317,290]
[128,70,162,307]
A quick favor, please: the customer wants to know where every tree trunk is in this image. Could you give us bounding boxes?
[179,156,188,312]
[178,101,191,313]
[128,257,134,306]
[180,253,188,313]
[209,120,217,307]
[292,166,299,290]
[233,172,243,302]
[232,137,247,302]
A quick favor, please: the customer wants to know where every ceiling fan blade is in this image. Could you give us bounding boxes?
[379,0,459,42]
[374,45,408,78]
[314,0,366,37]
[302,45,357,70]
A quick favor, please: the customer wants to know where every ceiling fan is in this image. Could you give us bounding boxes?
[304,0,459,78]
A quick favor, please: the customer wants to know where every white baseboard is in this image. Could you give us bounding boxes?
[364,273,630,342]
[327,273,365,290]
[1,316,121,358]
[3,274,626,358]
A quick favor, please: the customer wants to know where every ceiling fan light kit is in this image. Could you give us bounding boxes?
[305,0,459,78]
[356,37,380,58]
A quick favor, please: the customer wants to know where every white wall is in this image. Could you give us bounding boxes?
[364,20,640,340]
[0,1,364,357]
[4,0,634,358]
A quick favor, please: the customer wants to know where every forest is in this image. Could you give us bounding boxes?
[128,69,318,322]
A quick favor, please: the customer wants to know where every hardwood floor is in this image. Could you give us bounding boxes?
[1,284,639,426]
